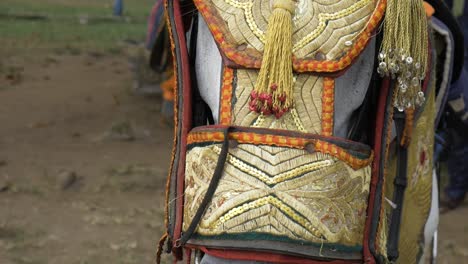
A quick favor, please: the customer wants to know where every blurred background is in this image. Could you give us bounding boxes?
[0,0,466,263]
[0,0,172,263]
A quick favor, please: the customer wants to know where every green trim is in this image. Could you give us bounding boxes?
[192,233,362,253]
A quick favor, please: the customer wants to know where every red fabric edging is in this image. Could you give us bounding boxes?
[362,78,391,263]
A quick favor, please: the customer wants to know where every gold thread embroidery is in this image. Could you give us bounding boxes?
[382,81,435,263]
[233,69,323,134]
[212,145,334,185]
[290,108,307,133]
[186,129,374,169]
[397,87,435,263]
[218,195,324,238]
[221,0,373,51]
[183,144,371,244]
[293,0,372,52]
[252,114,265,127]
[194,0,385,71]
[224,0,264,42]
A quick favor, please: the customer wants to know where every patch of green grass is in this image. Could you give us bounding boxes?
[0,0,154,54]
[1,19,146,50]
[0,0,154,18]
[1,1,105,17]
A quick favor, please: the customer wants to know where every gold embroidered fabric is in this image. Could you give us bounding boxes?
[381,87,435,263]
[233,69,323,134]
[184,0,382,253]
[203,0,376,59]
[397,87,435,263]
[184,143,371,245]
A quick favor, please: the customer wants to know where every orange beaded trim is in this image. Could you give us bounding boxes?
[194,0,262,68]
[400,108,415,147]
[321,78,335,136]
[293,0,386,73]
[187,130,373,170]
[219,67,235,125]
[194,0,386,73]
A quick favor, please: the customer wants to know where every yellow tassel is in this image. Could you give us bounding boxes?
[249,0,296,118]
[377,0,429,112]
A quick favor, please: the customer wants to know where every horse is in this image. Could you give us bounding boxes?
[155,0,465,262]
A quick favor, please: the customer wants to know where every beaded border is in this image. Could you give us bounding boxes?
[293,0,386,73]
[216,195,324,238]
[187,130,373,170]
[219,67,235,125]
[194,0,386,73]
[212,145,334,186]
[321,78,335,136]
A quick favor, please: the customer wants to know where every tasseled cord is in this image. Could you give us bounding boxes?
[249,0,297,119]
[377,0,429,112]
[156,232,168,264]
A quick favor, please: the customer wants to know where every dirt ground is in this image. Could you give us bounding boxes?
[0,53,171,264]
[0,53,467,264]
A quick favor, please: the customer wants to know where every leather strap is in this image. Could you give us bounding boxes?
[178,127,231,246]
[387,111,408,261]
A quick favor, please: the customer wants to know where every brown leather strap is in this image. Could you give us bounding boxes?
[177,127,231,246]
[387,111,409,261]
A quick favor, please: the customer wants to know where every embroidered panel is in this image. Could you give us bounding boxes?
[183,0,386,255]
[183,143,371,246]
[232,69,324,134]
[397,85,435,263]
[186,128,373,169]
[380,85,435,262]
[194,0,385,72]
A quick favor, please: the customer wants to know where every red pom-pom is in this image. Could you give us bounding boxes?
[249,99,258,112]
[259,93,271,101]
[250,91,258,99]
[261,105,271,115]
[278,94,287,103]
[270,83,278,91]
[274,107,288,119]
[274,111,284,119]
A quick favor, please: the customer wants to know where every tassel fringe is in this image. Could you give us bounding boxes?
[377,0,429,111]
[249,0,296,118]
[156,232,168,264]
